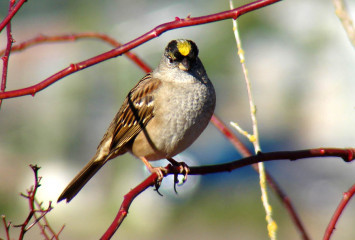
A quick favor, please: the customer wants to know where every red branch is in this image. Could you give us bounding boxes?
[1,215,11,240]
[323,183,355,240]
[0,0,15,107]
[187,148,355,174]
[101,174,158,240]
[101,148,355,239]
[0,0,282,100]
[0,33,151,74]
[17,165,42,239]
[0,0,27,33]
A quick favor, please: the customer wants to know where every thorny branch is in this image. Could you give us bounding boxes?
[0,0,282,100]
[323,183,355,240]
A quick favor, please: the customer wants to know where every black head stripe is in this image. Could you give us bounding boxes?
[165,39,199,62]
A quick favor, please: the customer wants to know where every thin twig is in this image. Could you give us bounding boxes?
[229,0,276,238]
[188,148,355,175]
[0,0,15,108]
[10,165,60,239]
[31,201,54,240]
[17,165,41,239]
[34,199,61,240]
[2,215,11,240]
[0,0,27,33]
[333,0,355,47]
[323,183,355,240]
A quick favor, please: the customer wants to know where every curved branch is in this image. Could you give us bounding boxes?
[0,33,151,74]
[0,0,282,100]
[101,174,158,240]
[102,147,355,239]
[323,183,355,240]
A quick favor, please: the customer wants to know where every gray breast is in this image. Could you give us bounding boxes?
[154,78,216,157]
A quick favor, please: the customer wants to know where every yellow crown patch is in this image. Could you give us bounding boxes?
[177,40,191,56]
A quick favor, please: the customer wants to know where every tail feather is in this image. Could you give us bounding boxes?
[57,158,106,203]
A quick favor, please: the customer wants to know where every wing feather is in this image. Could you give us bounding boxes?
[96,73,161,160]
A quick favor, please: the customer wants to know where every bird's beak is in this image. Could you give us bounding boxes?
[178,58,190,71]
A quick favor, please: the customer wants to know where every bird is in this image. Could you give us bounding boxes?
[58,39,216,203]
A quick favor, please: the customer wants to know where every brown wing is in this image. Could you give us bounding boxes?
[97,73,161,160]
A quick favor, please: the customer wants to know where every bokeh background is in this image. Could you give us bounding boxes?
[0,0,354,239]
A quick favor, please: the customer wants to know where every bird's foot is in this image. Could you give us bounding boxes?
[149,166,168,196]
[167,158,190,193]
[139,157,167,195]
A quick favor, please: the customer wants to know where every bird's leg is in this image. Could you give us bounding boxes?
[139,157,166,193]
[167,157,190,188]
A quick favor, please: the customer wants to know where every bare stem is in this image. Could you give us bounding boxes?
[101,174,158,240]
[229,0,276,238]
[34,200,62,240]
[2,215,11,240]
[323,183,355,240]
[0,0,15,108]
[0,0,27,33]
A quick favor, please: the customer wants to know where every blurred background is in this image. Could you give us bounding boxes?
[0,0,354,239]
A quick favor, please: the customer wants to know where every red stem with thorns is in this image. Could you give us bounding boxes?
[0,0,281,100]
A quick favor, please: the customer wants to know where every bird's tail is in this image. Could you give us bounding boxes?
[57,157,106,203]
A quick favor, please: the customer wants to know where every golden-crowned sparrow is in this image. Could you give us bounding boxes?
[58,39,216,203]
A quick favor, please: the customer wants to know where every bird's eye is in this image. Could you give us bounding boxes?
[168,56,174,64]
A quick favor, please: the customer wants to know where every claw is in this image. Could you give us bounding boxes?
[154,180,163,196]
[139,157,167,196]
[173,173,179,194]
[167,158,190,191]
[178,164,189,186]
[151,166,166,196]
